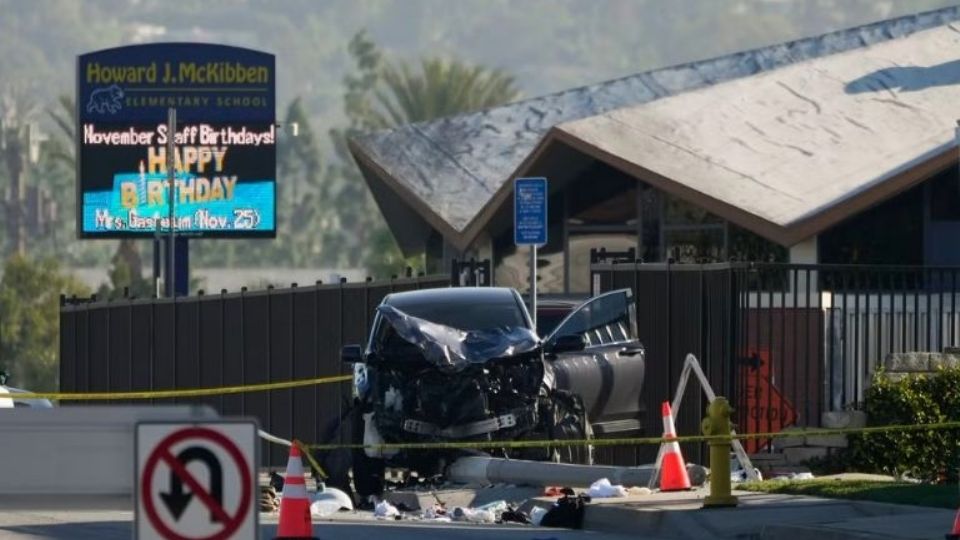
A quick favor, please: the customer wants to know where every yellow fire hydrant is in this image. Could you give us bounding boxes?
[701,397,739,508]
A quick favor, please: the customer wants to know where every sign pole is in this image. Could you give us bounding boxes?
[165,108,176,298]
[153,222,161,298]
[530,244,537,328]
[514,177,547,329]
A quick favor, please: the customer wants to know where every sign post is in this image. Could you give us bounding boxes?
[136,421,257,540]
[165,107,176,298]
[514,177,548,328]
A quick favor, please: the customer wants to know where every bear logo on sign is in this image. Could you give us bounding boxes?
[86,84,124,114]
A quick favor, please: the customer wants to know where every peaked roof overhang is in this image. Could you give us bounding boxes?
[349,6,960,254]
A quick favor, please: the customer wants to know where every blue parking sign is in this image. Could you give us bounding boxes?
[514,177,547,246]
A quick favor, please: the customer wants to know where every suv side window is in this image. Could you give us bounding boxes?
[547,289,636,347]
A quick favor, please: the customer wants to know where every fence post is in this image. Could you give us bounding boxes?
[726,265,739,402]
[666,258,673,381]
[338,276,347,446]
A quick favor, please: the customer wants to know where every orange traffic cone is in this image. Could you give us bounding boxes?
[659,401,691,492]
[276,442,318,540]
[947,505,960,539]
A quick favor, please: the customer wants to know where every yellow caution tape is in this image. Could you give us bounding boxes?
[300,420,960,452]
[294,439,328,481]
[0,374,352,401]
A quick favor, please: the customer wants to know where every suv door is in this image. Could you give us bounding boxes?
[544,289,644,434]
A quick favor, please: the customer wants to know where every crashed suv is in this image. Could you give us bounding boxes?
[340,287,645,497]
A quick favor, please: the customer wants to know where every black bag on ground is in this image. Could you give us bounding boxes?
[540,493,591,529]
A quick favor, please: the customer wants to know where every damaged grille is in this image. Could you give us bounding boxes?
[371,357,544,442]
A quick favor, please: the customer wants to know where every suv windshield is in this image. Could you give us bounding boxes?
[386,301,526,331]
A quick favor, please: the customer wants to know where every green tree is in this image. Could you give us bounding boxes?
[0,256,89,391]
[332,30,520,276]
[192,96,333,271]
[48,95,149,294]
[277,97,330,266]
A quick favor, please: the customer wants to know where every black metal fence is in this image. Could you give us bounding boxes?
[592,261,960,454]
[68,258,954,466]
[591,262,736,463]
[59,275,450,467]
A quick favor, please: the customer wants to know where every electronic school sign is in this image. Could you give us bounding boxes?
[77,44,276,238]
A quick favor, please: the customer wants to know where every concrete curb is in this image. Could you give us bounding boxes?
[758,524,906,540]
[540,491,953,540]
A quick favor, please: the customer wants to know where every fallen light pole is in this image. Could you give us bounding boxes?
[445,456,707,489]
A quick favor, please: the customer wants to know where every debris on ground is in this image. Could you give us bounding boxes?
[410,498,534,525]
[731,467,763,483]
[269,471,285,491]
[500,507,531,524]
[627,486,652,496]
[260,485,280,513]
[530,506,548,526]
[421,504,451,522]
[539,492,591,529]
[687,463,710,485]
[476,500,509,513]
[771,471,815,481]
[451,506,497,523]
[587,478,628,498]
[374,499,401,519]
[310,486,354,517]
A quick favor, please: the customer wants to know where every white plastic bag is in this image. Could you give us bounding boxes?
[374,500,400,519]
[587,478,628,498]
[530,506,548,526]
[451,506,496,523]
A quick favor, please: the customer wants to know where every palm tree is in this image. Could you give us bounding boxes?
[336,31,521,275]
[370,57,520,128]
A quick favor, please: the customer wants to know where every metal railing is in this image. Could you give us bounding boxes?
[591,261,960,448]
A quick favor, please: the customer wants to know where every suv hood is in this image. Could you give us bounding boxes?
[376,305,540,372]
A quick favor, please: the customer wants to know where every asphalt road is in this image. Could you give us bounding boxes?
[0,512,647,539]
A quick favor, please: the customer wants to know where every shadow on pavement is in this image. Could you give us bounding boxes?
[0,521,132,539]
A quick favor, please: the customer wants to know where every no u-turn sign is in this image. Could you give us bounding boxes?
[136,421,258,540]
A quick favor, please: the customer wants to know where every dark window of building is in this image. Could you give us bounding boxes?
[664,195,723,226]
[425,230,445,274]
[566,164,637,226]
[565,166,638,292]
[639,186,661,261]
[819,184,923,265]
[728,224,788,262]
[664,228,725,263]
[929,167,960,221]
[661,195,726,262]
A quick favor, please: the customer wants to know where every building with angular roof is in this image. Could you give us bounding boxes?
[350,6,960,293]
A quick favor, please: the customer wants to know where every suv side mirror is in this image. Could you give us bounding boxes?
[547,334,586,354]
[341,344,363,364]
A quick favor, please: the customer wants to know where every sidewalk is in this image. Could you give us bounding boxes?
[523,489,954,540]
